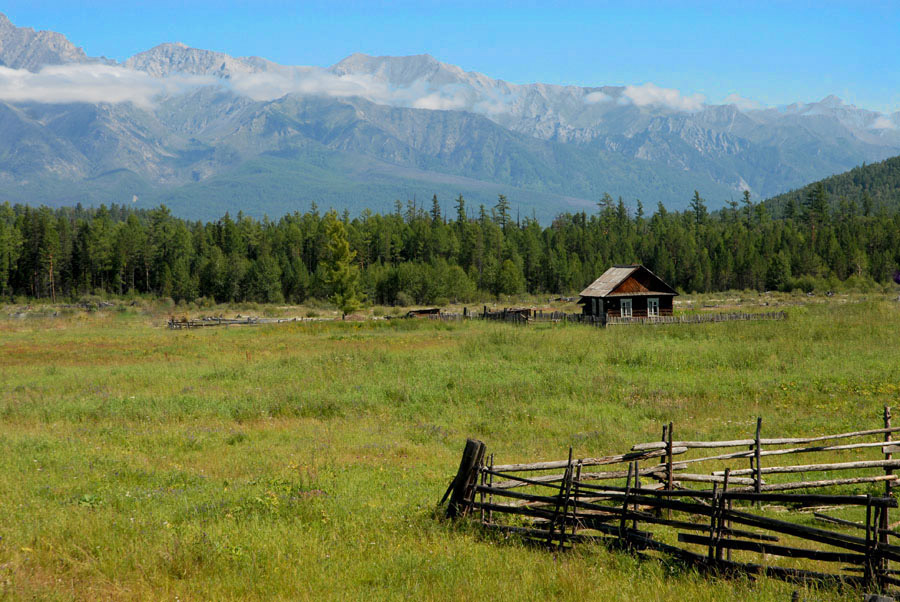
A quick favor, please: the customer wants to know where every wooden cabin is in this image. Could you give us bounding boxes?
[578,265,677,320]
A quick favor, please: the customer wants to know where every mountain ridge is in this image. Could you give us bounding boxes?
[0,12,898,221]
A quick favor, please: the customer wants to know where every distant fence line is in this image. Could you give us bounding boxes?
[605,310,787,326]
[482,308,786,327]
[168,308,786,329]
[167,316,303,329]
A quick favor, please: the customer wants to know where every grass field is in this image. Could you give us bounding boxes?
[1,296,899,600]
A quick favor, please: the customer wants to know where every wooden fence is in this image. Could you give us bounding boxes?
[481,308,605,326]
[168,316,303,329]
[168,309,786,329]
[482,308,786,327]
[606,310,786,326]
[440,408,900,594]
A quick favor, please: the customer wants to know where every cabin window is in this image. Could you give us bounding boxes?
[648,298,659,317]
[592,298,599,316]
[621,298,632,317]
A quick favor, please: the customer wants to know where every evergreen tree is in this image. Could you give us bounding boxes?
[430,194,441,223]
[690,190,708,226]
[494,194,511,230]
[321,211,361,317]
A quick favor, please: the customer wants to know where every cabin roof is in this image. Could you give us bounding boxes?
[578,264,677,298]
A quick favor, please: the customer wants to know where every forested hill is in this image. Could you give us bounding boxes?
[1,191,899,307]
[765,155,900,218]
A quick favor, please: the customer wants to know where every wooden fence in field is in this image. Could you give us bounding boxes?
[606,310,787,326]
[167,308,786,330]
[481,308,786,327]
[440,408,900,594]
[167,316,303,329]
[481,308,605,326]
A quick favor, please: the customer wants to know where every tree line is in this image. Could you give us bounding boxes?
[1,186,898,309]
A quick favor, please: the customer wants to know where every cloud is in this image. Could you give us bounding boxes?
[621,82,705,112]
[583,91,611,104]
[869,115,897,130]
[0,63,211,108]
[0,62,717,122]
[411,91,470,111]
[723,93,765,111]
[0,62,490,114]
[221,68,374,102]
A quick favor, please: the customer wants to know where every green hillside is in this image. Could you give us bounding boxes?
[765,154,900,216]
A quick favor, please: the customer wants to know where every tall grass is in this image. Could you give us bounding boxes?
[0,298,897,599]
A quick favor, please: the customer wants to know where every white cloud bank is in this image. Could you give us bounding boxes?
[869,115,897,130]
[583,90,611,104]
[723,93,765,111]
[621,82,706,112]
[0,62,521,117]
[2,61,891,132]
[0,64,211,108]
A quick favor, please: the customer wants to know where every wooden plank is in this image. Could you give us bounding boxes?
[813,512,865,530]
[745,474,899,493]
[491,446,687,472]
[677,533,866,564]
[620,527,863,588]
[487,464,674,490]
[673,473,757,485]
[675,439,894,467]
[632,426,900,451]
[571,480,900,507]
[714,458,900,476]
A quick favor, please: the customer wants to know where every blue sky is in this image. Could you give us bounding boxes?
[4,1,898,112]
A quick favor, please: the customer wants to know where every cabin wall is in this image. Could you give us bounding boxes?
[605,295,674,318]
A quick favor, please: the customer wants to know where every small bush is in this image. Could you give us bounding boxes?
[394,292,414,307]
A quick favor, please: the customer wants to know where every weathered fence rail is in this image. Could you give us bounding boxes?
[440,408,900,594]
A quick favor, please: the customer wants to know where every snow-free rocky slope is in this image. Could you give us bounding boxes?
[1,13,898,220]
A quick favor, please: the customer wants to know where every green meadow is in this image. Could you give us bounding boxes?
[1,297,899,600]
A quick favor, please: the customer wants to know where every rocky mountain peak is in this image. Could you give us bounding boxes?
[0,11,91,71]
[330,52,465,87]
[125,42,281,78]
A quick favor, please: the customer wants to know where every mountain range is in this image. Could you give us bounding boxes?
[1,12,898,221]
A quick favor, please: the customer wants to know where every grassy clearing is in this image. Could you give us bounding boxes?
[0,296,898,600]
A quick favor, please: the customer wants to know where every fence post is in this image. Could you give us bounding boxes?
[884,406,893,497]
[445,439,486,519]
[547,448,574,548]
[716,469,730,562]
[619,462,634,543]
[665,422,674,491]
[572,460,582,541]
[707,481,719,561]
[754,417,763,500]
[632,460,640,531]
[865,494,874,590]
[487,453,494,525]
[883,406,892,577]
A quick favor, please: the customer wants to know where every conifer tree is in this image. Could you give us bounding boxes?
[321,211,361,317]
